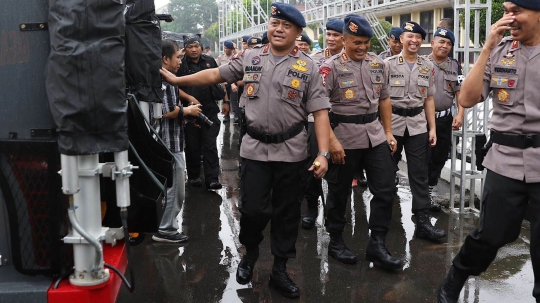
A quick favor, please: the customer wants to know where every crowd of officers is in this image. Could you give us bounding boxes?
[159,0,540,302]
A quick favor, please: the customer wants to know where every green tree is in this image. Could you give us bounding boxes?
[162,0,218,33]
[369,20,393,54]
[464,0,505,45]
[202,21,219,49]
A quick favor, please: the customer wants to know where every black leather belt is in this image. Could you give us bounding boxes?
[334,112,378,124]
[246,122,305,144]
[492,131,540,149]
[392,106,424,117]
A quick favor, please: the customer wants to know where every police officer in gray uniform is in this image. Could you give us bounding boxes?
[425,27,465,211]
[379,27,404,60]
[438,1,540,302]
[161,2,331,298]
[300,19,346,230]
[321,14,402,269]
[385,21,446,241]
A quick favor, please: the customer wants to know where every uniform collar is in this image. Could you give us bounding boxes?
[289,46,300,57]
[325,48,331,58]
[260,43,270,56]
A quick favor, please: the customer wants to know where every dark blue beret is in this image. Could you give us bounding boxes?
[296,33,312,45]
[261,31,269,44]
[242,35,251,43]
[205,45,210,49]
[401,21,426,40]
[224,40,234,49]
[388,27,403,41]
[505,0,540,10]
[248,36,262,46]
[434,27,455,45]
[326,19,345,33]
[270,2,306,28]
[343,14,373,38]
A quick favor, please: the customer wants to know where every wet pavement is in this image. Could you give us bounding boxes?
[118,117,535,303]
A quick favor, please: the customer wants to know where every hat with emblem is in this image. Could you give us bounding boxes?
[296,33,312,45]
[326,19,345,33]
[434,27,455,45]
[270,2,306,28]
[388,27,403,41]
[401,21,426,40]
[262,31,269,44]
[248,36,262,46]
[505,0,540,10]
[242,35,251,43]
[343,14,373,38]
[224,40,234,49]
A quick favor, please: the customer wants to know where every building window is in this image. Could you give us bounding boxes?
[443,8,454,19]
[420,10,434,42]
[385,16,392,24]
[400,13,411,25]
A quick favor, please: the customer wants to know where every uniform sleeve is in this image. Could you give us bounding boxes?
[216,55,221,66]
[319,61,334,96]
[306,61,331,113]
[480,56,492,102]
[218,51,245,85]
[427,62,436,97]
[379,61,390,100]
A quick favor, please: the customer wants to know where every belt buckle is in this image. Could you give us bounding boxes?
[524,134,535,148]
[264,133,273,143]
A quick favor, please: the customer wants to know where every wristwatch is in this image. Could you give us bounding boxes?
[317,151,330,160]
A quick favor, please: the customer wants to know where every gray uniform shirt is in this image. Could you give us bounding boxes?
[321,51,389,149]
[481,37,540,183]
[218,44,330,162]
[379,49,394,60]
[311,48,334,67]
[426,54,461,111]
[216,53,233,66]
[385,54,436,136]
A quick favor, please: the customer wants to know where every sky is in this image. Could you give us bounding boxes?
[155,0,169,8]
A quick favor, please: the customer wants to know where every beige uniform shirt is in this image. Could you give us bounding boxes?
[385,54,435,136]
[379,49,394,60]
[216,53,233,66]
[219,44,331,162]
[426,55,461,111]
[308,48,335,122]
[321,51,388,149]
[481,37,540,183]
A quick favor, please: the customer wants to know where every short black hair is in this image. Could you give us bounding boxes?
[162,39,179,59]
[438,18,453,29]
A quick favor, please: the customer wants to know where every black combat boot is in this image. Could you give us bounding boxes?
[236,246,259,285]
[301,204,317,230]
[415,210,446,241]
[328,232,358,264]
[438,265,470,303]
[365,234,402,270]
[429,186,442,212]
[268,257,299,298]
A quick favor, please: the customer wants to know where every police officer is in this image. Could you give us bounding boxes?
[261,31,269,45]
[438,2,540,302]
[385,21,446,241]
[379,27,403,60]
[217,40,237,123]
[247,36,262,49]
[161,2,330,298]
[425,28,464,211]
[320,14,402,269]
[300,19,345,230]
[295,33,312,54]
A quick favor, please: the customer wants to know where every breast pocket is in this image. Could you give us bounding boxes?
[243,73,261,99]
[370,74,383,99]
[416,79,429,98]
[389,79,405,98]
[338,78,359,104]
[490,75,518,106]
[281,75,305,106]
[443,73,458,97]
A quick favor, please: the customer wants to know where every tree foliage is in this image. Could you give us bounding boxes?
[370,20,393,54]
[161,0,218,34]
[464,0,505,45]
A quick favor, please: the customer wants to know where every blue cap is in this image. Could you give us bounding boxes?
[326,19,345,33]
[434,27,455,45]
[242,35,251,43]
[296,33,312,45]
[270,2,306,28]
[505,0,540,10]
[205,45,210,49]
[343,14,373,38]
[261,31,269,44]
[224,40,234,49]
[248,36,262,46]
[401,21,426,40]
[388,27,403,41]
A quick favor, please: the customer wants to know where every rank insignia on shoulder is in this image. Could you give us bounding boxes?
[511,40,519,50]
[341,53,349,61]
[288,89,298,99]
[398,56,404,63]
[290,46,299,56]
[291,79,301,88]
[263,44,270,53]
[497,89,509,102]
[417,57,422,64]
[246,84,255,96]
[344,89,354,99]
